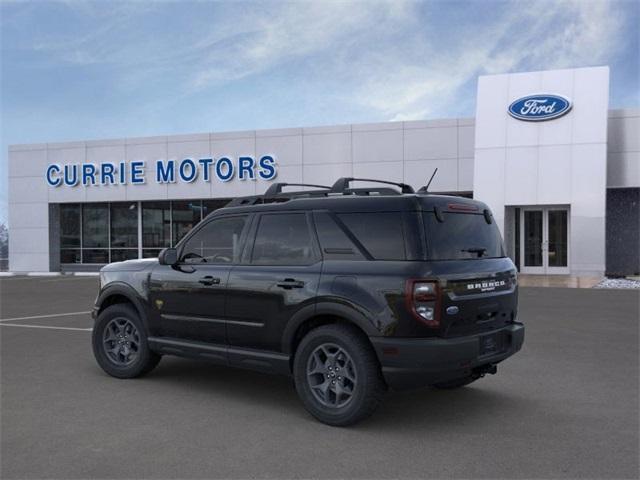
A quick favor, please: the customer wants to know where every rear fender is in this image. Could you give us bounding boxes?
[281,301,380,355]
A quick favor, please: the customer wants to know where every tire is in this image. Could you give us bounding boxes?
[293,324,386,427]
[432,375,479,389]
[92,304,161,379]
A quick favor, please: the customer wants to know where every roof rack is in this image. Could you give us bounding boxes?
[225,182,331,207]
[225,177,414,208]
[264,182,330,196]
[330,177,415,194]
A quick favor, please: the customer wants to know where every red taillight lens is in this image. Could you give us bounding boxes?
[406,280,440,327]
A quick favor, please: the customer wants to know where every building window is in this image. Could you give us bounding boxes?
[172,201,202,245]
[110,202,138,261]
[111,203,138,248]
[83,204,109,248]
[60,204,81,263]
[59,198,230,264]
[142,201,170,258]
[202,199,229,219]
[82,203,109,263]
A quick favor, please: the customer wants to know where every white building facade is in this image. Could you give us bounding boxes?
[7,66,640,275]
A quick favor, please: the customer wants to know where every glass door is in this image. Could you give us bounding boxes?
[522,209,545,274]
[546,209,569,273]
[519,207,570,274]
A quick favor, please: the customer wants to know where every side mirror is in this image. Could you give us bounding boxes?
[158,248,178,266]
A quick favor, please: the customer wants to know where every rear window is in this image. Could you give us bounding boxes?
[338,212,406,260]
[423,212,505,260]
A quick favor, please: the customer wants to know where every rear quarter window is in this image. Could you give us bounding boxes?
[423,212,505,260]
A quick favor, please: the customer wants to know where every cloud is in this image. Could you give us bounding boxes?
[188,1,414,90]
[3,0,632,121]
[349,0,626,121]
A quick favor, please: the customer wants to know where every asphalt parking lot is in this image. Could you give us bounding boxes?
[1,276,638,479]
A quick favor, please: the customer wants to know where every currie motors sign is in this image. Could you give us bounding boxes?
[508,94,572,121]
[45,155,277,187]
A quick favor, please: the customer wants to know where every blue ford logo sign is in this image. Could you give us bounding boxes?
[508,94,572,121]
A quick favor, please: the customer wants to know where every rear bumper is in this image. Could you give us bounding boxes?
[370,323,525,390]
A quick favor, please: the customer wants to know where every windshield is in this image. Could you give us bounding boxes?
[423,212,505,260]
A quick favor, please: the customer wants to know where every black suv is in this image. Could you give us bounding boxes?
[92,178,524,426]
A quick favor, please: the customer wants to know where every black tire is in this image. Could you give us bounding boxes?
[432,375,479,389]
[92,304,161,379]
[293,324,386,426]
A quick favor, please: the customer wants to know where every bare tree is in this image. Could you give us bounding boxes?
[0,222,8,269]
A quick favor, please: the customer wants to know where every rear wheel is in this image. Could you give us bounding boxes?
[92,304,160,379]
[293,324,386,426]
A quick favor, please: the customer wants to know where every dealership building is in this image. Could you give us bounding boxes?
[7,66,640,276]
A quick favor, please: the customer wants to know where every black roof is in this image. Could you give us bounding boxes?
[207,176,490,218]
[216,193,486,215]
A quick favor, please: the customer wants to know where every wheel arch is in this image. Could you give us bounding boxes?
[282,302,381,360]
[96,283,149,329]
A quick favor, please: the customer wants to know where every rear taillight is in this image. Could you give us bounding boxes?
[406,280,441,328]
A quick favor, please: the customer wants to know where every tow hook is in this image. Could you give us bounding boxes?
[473,364,497,378]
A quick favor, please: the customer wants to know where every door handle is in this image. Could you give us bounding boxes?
[199,276,221,286]
[276,278,305,289]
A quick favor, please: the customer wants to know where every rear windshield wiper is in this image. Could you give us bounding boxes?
[461,247,487,257]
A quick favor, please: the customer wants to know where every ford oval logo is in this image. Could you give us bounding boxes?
[508,94,572,121]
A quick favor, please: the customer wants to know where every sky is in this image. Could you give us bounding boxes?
[1,0,638,226]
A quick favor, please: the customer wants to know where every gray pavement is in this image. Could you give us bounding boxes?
[1,277,638,479]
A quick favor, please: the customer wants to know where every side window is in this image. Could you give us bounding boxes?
[180,216,247,264]
[313,212,365,260]
[337,212,406,260]
[251,213,316,265]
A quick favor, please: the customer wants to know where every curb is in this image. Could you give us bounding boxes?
[0,272,100,277]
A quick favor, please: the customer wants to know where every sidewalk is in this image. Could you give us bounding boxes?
[517,275,602,288]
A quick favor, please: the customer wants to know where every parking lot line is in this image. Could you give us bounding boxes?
[0,323,92,331]
[0,311,91,323]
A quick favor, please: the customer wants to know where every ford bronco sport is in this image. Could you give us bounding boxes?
[92,177,524,426]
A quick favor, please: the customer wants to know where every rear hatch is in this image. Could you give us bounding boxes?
[421,204,518,339]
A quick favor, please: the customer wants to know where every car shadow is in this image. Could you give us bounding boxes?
[134,356,527,431]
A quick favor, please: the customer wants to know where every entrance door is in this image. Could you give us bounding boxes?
[519,207,569,274]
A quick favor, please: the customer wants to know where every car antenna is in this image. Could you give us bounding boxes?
[418,168,438,193]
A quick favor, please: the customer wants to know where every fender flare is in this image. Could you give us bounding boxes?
[95,282,149,330]
[281,301,380,355]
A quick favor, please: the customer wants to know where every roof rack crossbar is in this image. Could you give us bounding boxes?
[331,177,415,194]
[341,187,402,196]
[264,182,330,197]
[225,187,331,208]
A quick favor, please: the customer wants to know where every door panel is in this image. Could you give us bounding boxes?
[148,265,230,343]
[225,264,321,351]
[226,212,321,352]
[148,214,250,344]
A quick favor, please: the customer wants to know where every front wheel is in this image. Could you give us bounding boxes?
[92,304,160,379]
[293,324,386,426]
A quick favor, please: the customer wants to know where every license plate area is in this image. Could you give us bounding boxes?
[479,332,506,356]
